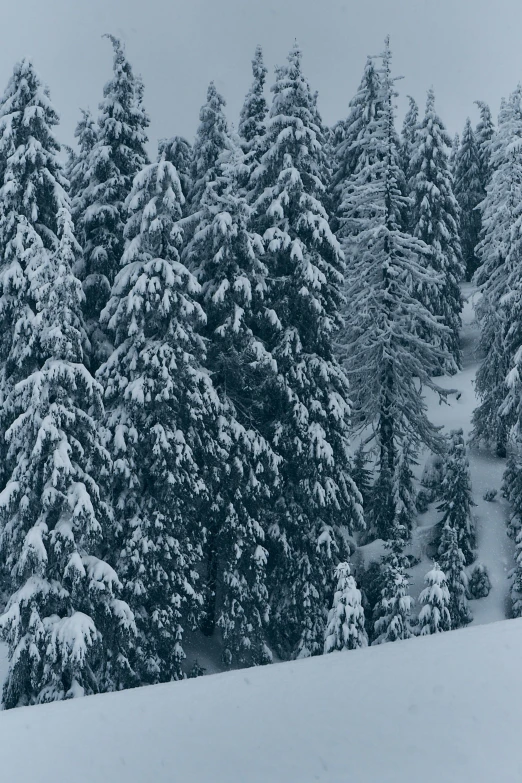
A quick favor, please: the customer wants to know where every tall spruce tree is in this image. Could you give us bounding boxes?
[399,95,419,187]
[97,151,231,683]
[188,82,230,216]
[0,61,134,708]
[238,45,268,158]
[472,87,522,456]
[67,108,97,236]
[184,140,278,667]
[449,132,460,173]
[250,42,363,660]
[504,448,522,617]
[76,36,149,370]
[475,100,495,191]
[158,135,193,204]
[409,89,464,373]
[339,41,449,541]
[324,562,367,652]
[418,563,452,635]
[352,443,373,518]
[438,429,476,565]
[329,56,383,233]
[438,524,472,628]
[372,539,413,645]
[453,118,482,279]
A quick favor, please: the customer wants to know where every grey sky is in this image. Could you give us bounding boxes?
[3,0,521,150]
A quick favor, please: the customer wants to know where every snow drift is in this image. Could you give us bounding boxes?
[1,617,521,783]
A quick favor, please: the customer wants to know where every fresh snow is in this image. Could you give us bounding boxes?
[1,618,522,782]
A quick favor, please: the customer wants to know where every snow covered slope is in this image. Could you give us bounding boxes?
[2,618,522,783]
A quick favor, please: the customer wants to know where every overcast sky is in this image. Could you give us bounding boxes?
[3,0,522,151]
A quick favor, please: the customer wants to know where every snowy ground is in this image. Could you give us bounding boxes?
[2,617,522,782]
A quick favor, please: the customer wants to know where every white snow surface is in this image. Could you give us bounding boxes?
[1,617,522,782]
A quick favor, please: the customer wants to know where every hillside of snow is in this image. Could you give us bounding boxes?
[1,617,522,782]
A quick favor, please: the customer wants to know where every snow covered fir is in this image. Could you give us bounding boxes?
[0,23,522,774]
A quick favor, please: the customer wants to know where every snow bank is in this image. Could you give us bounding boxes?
[2,618,522,782]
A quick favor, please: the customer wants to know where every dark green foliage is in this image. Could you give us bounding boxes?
[438,429,476,565]
[453,119,482,279]
[468,563,491,599]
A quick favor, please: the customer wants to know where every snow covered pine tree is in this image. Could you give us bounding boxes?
[324,563,367,652]
[0,60,135,708]
[438,429,476,566]
[438,524,473,628]
[453,118,483,280]
[329,55,382,234]
[185,135,279,668]
[338,40,450,541]
[188,81,230,216]
[249,42,363,660]
[98,150,226,683]
[418,563,452,635]
[473,87,522,457]
[75,36,149,370]
[409,89,464,373]
[238,44,268,172]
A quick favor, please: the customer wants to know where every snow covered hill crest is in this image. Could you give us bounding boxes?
[1,617,521,783]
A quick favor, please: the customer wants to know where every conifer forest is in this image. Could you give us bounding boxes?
[0,23,520,727]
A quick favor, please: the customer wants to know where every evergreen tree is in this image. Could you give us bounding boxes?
[188,82,230,215]
[329,56,383,233]
[352,442,373,516]
[250,42,363,660]
[238,45,268,156]
[438,429,476,565]
[372,543,413,645]
[509,515,522,617]
[395,438,418,540]
[468,562,491,599]
[184,140,278,667]
[339,41,449,541]
[67,108,97,237]
[474,100,495,192]
[453,118,482,279]
[438,524,472,627]
[503,450,522,542]
[472,87,522,456]
[506,445,522,617]
[449,132,460,173]
[76,36,149,370]
[418,563,451,635]
[98,151,230,683]
[409,89,464,373]
[158,135,192,203]
[0,60,134,708]
[399,94,419,186]
[324,562,368,652]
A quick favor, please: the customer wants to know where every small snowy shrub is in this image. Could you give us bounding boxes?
[483,488,498,502]
[468,563,491,599]
[188,661,207,679]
